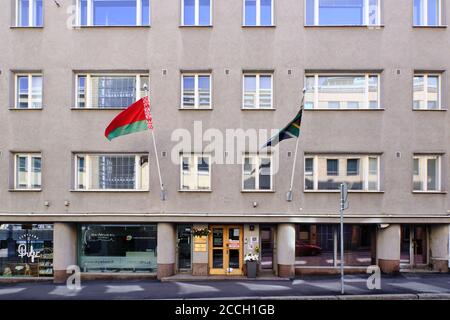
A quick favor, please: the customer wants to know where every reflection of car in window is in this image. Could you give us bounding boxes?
[295,242,322,256]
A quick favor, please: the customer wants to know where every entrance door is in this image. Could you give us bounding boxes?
[260,226,274,270]
[177,225,192,271]
[400,225,428,268]
[208,225,243,275]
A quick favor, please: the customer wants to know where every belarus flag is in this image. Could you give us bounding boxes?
[104,96,153,141]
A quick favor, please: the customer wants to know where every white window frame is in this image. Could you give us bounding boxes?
[305,74,381,110]
[242,154,273,191]
[14,153,42,190]
[413,0,442,26]
[180,73,212,109]
[413,74,441,110]
[304,155,381,192]
[413,155,442,192]
[14,73,43,109]
[16,0,42,27]
[75,73,148,109]
[181,0,213,26]
[243,0,274,26]
[242,73,274,109]
[75,0,150,26]
[179,153,212,191]
[74,153,149,191]
[306,0,381,26]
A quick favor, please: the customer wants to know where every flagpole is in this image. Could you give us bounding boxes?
[287,89,306,202]
[144,85,166,201]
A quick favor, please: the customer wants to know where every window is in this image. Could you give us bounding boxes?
[14,154,42,190]
[15,74,43,109]
[413,155,441,192]
[305,74,380,110]
[75,74,149,109]
[78,224,157,273]
[244,0,273,26]
[180,154,211,191]
[413,74,441,110]
[305,0,380,26]
[242,154,272,191]
[75,154,149,191]
[304,155,380,191]
[16,0,43,27]
[181,74,211,109]
[0,224,53,277]
[182,0,212,26]
[76,0,150,26]
[414,0,441,26]
[243,74,273,109]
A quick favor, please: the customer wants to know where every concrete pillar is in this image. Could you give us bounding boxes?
[430,224,449,273]
[192,223,208,276]
[53,223,77,283]
[276,224,295,278]
[376,224,401,274]
[157,223,176,280]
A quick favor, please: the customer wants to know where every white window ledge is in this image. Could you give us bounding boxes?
[178,189,212,193]
[179,25,213,28]
[10,26,44,29]
[179,107,213,110]
[242,25,276,28]
[9,107,43,110]
[9,189,42,192]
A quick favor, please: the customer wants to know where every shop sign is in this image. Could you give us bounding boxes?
[194,236,207,252]
[228,240,240,249]
[17,244,40,263]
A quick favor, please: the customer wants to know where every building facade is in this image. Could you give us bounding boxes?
[0,0,450,282]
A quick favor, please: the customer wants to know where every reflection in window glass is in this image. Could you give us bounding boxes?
[413,155,440,192]
[414,0,440,26]
[243,74,272,109]
[244,0,257,25]
[79,224,157,273]
[413,74,440,110]
[243,155,272,191]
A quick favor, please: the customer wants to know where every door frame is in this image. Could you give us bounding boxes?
[176,224,193,273]
[259,225,275,271]
[208,225,244,275]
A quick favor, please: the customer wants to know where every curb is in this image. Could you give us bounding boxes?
[184,293,450,300]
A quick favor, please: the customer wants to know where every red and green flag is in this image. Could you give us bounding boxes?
[104,96,153,141]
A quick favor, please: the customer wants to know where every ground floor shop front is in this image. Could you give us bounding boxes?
[0,222,449,282]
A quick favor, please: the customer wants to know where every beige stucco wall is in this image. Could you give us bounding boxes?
[53,222,77,272]
[276,223,295,265]
[157,223,176,264]
[376,224,401,261]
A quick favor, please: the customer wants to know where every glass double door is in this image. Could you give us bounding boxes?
[177,225,192,271]
[401,225,428,267]
[208,225,243,275]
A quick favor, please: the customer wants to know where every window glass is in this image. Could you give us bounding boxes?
[142,0,150,25]
[414,75,440,110]
[296,224,335,267]
[368,157,378,191]
[319,0,364,26]
[31,76,43,109]
[77,76,86,108]
[197,157,210,190]
[427,0,439,25]
[260,0,272,25]
[19,0,30,26]
[304,76,315,109]
[17,156,28,188]
[198,76,211,108]
[91,76,137,108]
[326,159,338,176]
[413,158,422,191]
[245,0,257,25]
[183,75,195,108]
[31,156,41,188]
[93,0,137,26]
[17,76,29,109]
[184,0,195,25]
[35,0,43,26]
[259,75,272,108]
[346,159,359,176]
[427,158,437,190]
[199,0,211,25]
[243,157,256,189]
[79,224,157,273]
[318,76,365,109]
[259,157,271,190]
[427,76,438,110]
[244,75,257,108]
[413,0,423,25]
[80,0,88,25]
[304,158,314,190]
[0,224,54,277]
[77,156,86,189]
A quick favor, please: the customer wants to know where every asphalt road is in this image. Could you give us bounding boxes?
[1,273,450,300]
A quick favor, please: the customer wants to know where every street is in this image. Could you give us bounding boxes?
[1,273,450,300]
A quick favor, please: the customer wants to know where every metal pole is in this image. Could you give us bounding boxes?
[340,183,345,295]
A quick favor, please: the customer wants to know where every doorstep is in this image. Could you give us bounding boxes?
[0,277,54,284]
[161,274,290,282]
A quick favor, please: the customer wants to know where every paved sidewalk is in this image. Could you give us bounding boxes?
[0,273,450,300]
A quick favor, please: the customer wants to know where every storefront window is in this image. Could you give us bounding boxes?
[0,224,53,277]
[79,224,157,273]
[295,224,375,267]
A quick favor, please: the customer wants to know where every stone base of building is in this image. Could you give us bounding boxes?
[157,263,175,280]
[378,259,400,274]
[278,264,294,278]
[53,270,69,284]
[295,267,368,276]
[432,259,449,273]
[192,263,208,276]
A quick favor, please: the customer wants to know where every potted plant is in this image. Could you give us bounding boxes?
[244,247,260,278]
[191,228,211,237]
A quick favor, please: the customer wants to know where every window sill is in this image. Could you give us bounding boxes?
[70,190,149,193]
[412,191,447,194]
[10,26,44,29]
[304,108,384,111]
[413,25,448,28]
[178,189,212,193]
[73,25,151,29]
[70,107,127,110]
[241,108,276,111]
[9,107,43,111]
[304,24,384,28]
[179,107,213,111]
[304,190,384,194]
[412,108,447,112]
[179,25,213,28]
[242,25,276,28]
[9,189,42,192]
[241,190,275,193]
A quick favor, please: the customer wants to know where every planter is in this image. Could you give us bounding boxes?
[246,261,258,278]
